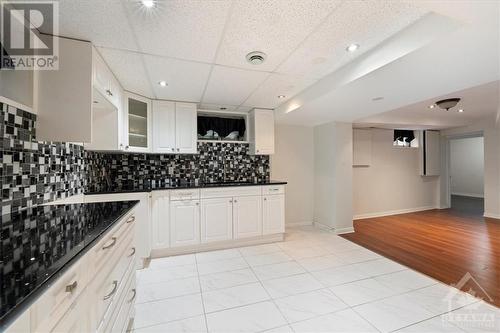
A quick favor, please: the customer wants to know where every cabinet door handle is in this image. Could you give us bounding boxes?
[128,247,136,257]
[234,199,238,203]
[229,199,233,203]
[125,145,129,150]
[65,281,78,293]
[171,148,175,152]
[177,148,180,152]
[195,202,199,206]
[126,215,136,224]
[102,237,117,250]
[264,198,267,201]
[103,280,118,300]
[128,289,137,303]
[106,89,113,96]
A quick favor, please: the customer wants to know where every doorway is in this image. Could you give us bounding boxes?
[448,135,485,216]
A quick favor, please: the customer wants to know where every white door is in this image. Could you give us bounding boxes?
[151,191,170,249]
[255,110,275,155]
[170,200,200,247]
[263,195,285,235]
[175,102,197,154]
[233,196,262,239]
[201,198,233,243]
[152,100,176,153]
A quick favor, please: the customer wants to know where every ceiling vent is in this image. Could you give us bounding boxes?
[246,51,266,65]
[435,98,461,111]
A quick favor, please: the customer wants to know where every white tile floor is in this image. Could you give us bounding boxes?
[133,226,500,333]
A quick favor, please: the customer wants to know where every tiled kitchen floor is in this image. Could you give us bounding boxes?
[133,226,500,333]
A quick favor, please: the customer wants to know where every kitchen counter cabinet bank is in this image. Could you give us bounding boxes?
[2,201,139,333]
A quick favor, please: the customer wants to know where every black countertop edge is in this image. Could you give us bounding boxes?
[0,201,140,330]
[85,180,288,195]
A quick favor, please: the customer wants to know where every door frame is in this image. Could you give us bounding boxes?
[440,131,484,209]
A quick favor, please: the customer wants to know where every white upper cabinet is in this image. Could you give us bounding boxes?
[152,101,197,154]
[152,100,176,153]
[124,93,152,153]
[175,103,198,154]
[35,37,93,142]
[93,48,122,110]
[249,108,275,155]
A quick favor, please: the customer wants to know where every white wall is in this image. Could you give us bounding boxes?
[313,122,353,233]
[450,137,484,197]
[353,128,440,219]
[442,118,500,219]
[271,125,314,226]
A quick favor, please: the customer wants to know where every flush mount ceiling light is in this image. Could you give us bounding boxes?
[277,95,286,99]
[346,43,360,52]
[458,109,464,113]
[141,0,155,8]
[158,80,168,87]
[246,51,267,65]
[435,98,461,111]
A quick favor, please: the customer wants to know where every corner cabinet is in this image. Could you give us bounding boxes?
[124,93,152,153]
[249,108,275,155]
[152,101,197,154]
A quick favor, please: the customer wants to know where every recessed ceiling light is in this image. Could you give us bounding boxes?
[158,80,167,87]
[246,51,267,65]
[219,107,227,110]
[428,104,435,109]
[346,43,360,52]
[277,95,286,99]
[141,0,155,8]
[458,109,464,113]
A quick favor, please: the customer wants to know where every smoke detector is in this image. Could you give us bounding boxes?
[246,51,267,65]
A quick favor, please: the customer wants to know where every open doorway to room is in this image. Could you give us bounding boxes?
[448,135,485,217]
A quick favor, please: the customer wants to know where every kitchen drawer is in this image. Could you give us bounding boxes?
[91,212,135,276]
[31,255,89,332]
[105,269,136,333]
[201,186,261,199]
[262,185,285,195]
[92,232,135,331]
[170,189,200,201]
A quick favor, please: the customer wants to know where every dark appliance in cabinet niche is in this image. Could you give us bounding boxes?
[197,113,246,142]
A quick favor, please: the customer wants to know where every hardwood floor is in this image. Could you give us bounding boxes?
[342,207,500,308]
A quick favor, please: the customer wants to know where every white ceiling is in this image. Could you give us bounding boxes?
[53,0,432,112]
[354,81,500,130]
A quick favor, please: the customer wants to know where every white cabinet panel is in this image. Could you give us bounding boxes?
[151,191,170,249]
[124,93,152,153]
[353,129,372,166]
[249,108,275,155]
[233,196,262,239]
[263,194,285,235]
[175,102,198,154]
[170,200,200,247]
[152,100,176,153]
[201,198,233,243]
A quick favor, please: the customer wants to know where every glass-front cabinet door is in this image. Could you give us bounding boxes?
[125,93,151,152]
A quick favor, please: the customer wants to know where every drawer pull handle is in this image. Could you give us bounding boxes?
[65,281,78,293]
[128,247,136,257]
[127,216,136,224]
[128,289,137,303]
[102,237,117,250]
[103,280,118,300]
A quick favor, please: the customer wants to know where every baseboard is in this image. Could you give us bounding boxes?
[484,212,500,220]
[286,221,313,227]
[353,206,438,220]
[451,192,484,198]
[312,221,353,234]
[312,221,334,231]
[334,227,354,235]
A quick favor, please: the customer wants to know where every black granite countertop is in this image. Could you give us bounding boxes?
[0,201,139,330]
[85,180,288,195]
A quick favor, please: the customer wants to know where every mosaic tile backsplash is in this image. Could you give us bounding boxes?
[1,103,86,215]
[1,102,270,214]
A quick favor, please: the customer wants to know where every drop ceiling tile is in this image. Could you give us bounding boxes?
[277,0,428,79]
[98,47,154,98]
[144,55,211,102]
[202,66,269,106]
[216,0,341,71]
[56,0,137,51]
[125,0,231,63]
[243,74,317,109]
[236,106,253,113]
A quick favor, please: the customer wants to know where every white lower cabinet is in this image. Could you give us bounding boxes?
[233,196,262,239]
[201,198,233,243]
[151,191,170,249]
[263,194,285,235]
[170,200,200,247]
